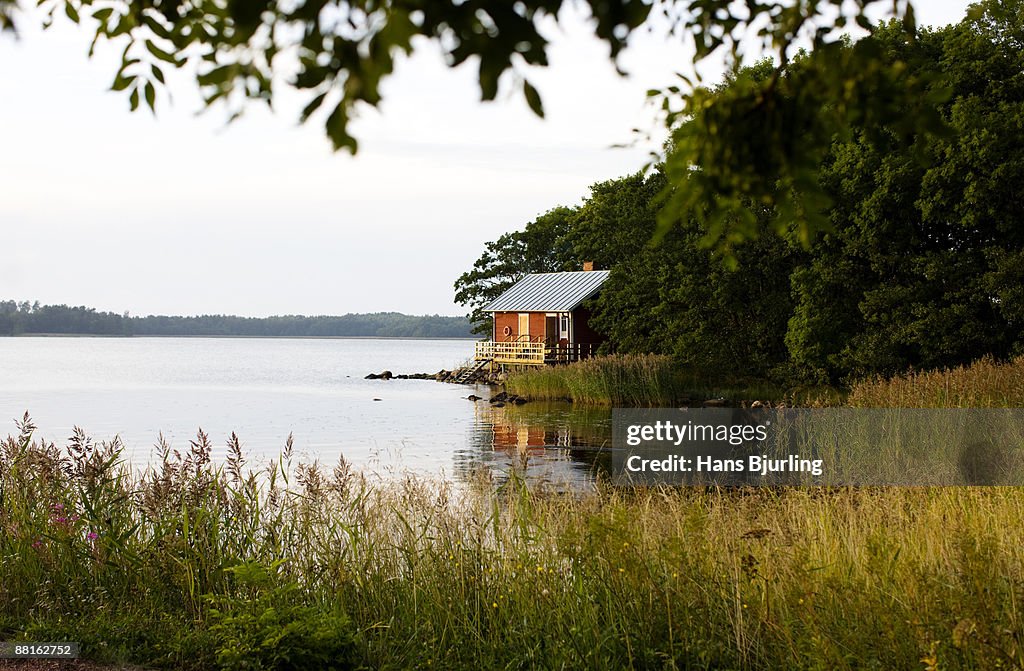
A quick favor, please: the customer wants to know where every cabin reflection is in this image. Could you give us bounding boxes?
[454,399,612,490]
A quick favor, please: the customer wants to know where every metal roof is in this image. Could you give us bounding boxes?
[482,270,610,312]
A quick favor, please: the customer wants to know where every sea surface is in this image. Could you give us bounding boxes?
[0,337,611,487]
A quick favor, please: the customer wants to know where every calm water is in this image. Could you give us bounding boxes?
[0,337,610,486]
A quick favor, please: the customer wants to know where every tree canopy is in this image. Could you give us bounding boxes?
[2,0,953,248]
[454,207,577,335]
[456,1,1024,385]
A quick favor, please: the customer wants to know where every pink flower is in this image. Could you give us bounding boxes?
[86,532,98,541]
[31,539,43,549]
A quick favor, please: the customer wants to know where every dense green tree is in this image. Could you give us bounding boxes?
[457,167,800,380]
[458,0,1024,385]
[0,300,131,335]
[589,190,802,381]
[786,7,1024,382]
[565,170,668,270]
[454,207,576,334]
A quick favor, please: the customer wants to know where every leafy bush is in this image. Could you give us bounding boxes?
[206,561,356,671]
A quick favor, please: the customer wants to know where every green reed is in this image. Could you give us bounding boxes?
[848,355,1024,408]
[504,354,683,405]
[504,354,801,406]
[3,412,1024,669]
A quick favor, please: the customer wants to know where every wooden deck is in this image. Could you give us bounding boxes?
[475,339,596,366]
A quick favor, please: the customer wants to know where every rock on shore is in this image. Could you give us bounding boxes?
[365,366,505,385]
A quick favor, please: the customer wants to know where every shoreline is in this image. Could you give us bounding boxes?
[1,333,478,341]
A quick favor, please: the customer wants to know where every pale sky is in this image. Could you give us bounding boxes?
[0,1,974,317]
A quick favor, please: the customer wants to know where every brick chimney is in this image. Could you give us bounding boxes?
[583,261,595,271]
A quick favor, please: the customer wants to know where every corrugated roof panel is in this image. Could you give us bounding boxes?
[481,270,610,312]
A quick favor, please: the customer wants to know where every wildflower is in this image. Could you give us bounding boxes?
[51,503,64,512]
[87,532,99,541]
[31,539,43,550]
[492,602,498,609]
[618,568,625,573]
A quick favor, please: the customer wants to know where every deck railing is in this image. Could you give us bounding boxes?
[475,339,546,365]
[545,343,596,364]
[475,340,597,366]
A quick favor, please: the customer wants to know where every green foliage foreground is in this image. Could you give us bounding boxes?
[4,415,1024,669]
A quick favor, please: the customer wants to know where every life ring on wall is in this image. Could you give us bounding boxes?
[502,325,512,337]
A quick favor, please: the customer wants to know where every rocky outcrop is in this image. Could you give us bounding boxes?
[364,371,434,380]
[365,367,502,385]
[433,367,504,385]
[485,391,524,407]
[363,366,527,402]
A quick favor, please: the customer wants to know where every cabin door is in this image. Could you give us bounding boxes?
[544,315,557,346]
[518,313,530,340]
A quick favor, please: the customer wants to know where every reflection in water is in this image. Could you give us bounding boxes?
[456,400,613,490]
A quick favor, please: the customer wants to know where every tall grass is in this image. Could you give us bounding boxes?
[508,354,1024,408]
[505,354,818,405]
[4,414,1024,669]
[505,354,683,405]
[848,355,1024,407]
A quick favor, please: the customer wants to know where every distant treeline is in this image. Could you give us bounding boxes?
[0,300,474,338]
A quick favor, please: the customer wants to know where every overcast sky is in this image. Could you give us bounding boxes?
[1,1,974,317]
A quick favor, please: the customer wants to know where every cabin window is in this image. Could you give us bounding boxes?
[559,314,570,340]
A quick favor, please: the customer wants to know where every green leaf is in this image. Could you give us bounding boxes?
[300,92,327,122]
[198,64,234,88]
[129,86,140,111]
[64,2,80,24]
[111,73,134,91]
[142,14,173,41]
[902,3,916,36]
[92,7,113,24]
[144,81,156,112]
[523,79,544,118]
[325,102,357,153]
[145,39,182,66]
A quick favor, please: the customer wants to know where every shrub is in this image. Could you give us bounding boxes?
[206,560,357,671]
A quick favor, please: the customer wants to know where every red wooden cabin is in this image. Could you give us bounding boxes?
[474,264,609,366]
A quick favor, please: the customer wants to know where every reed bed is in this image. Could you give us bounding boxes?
[4,414,1024,670]
[504,354,683,405]
[505,354,806,405]
[848,356,1024,408]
